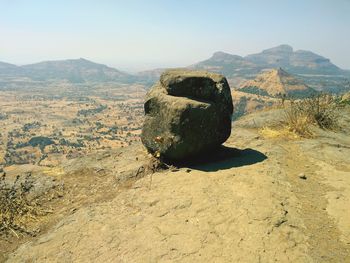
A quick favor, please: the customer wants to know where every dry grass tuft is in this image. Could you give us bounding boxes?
[283,106,314,137]
[0,173,48,238]
[283,94,340,137]
[259,94,341,139]
[259,126,300,139]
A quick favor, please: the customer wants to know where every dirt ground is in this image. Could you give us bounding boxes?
[2,107,350,262]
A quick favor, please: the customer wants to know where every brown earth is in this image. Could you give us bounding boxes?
[2,107,350,262]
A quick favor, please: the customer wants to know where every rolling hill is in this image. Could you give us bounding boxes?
[0,58,135,84]
[22,58,135,83]
[0,61,17,70]
[0,62,21,76]
[239,68,316,98]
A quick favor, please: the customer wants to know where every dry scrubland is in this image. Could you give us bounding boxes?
[0,87,350,262]
[0,83,145,169]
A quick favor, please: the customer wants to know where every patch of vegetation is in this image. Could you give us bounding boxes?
[339,92,350,105]
[0,113,7,120]
[77,104,107,117]
[286,88,318,99]
[232,96,248,120]
[283,94,340,137]
[28,136,55,151]
[259,126,300,139]
[0,173,46,238]
[22,122,41,132]
[95,121,104,130]
[28,136,54,147]
[59,138,84,148]
[240,86,269,96]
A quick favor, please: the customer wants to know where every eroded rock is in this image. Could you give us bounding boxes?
[141,69,233,161]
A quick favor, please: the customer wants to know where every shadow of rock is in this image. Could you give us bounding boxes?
[175,146,267,172]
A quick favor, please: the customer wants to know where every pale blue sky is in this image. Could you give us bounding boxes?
[1,0,349,71]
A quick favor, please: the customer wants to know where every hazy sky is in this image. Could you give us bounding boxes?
[1,0,349,72]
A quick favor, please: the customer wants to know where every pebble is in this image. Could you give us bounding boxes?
[298,173,307,180]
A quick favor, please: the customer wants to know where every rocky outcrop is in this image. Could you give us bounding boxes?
[239,68,316,98]
[141,69,233,162]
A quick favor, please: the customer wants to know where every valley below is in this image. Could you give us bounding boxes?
[0,83,145,170]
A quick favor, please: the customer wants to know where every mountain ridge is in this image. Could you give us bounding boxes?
[140,45,349,92]
[0,58,134,84]
[195,44,343,77]
[0,45,349,89]
[0,61,18,69]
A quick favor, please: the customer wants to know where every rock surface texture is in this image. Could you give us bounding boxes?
[141,69,233,161]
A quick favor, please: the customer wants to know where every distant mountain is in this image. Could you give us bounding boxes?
[21,58,134,83]
[190,45,348,92]
[0,61,21,76]
[0,61,17,69]
[0,58,136,84]
[245,45,341,75]
[239,68,316,98]
[1,45,349,91]
[191,52,256,76]
[192,45,345,78]
[136,68,168,86]
[137,45,348,91]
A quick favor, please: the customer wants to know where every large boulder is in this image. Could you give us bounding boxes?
[141,69,233,162]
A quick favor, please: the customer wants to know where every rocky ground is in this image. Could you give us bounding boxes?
[2,107,350,262]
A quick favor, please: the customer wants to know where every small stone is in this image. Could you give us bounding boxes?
[186,169,191,173]
[298,173,307,180]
